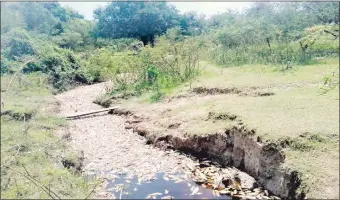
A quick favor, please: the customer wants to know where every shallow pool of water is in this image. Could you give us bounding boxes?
[105,172,232,199]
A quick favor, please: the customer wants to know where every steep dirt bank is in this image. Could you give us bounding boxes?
[109,107,306,200]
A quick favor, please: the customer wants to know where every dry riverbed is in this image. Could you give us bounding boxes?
[55,82,278,199]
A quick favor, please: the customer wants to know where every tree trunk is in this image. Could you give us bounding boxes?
[141,36,148,46]
[150,34,155,47]
[266,37,271,52]
[140,34,155,47]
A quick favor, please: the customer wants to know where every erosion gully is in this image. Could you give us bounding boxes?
[55,82,280,200]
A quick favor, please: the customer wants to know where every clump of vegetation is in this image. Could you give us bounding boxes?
[1,74,97,199]
[85,28,203,101]
[203,3,339,67]
[0,3,95,91]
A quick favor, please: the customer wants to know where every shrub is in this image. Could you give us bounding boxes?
[1,28,35,61]
[84,36,203,101]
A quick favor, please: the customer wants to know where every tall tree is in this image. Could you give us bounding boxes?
[93,2,180,46]
[179,11,206,36]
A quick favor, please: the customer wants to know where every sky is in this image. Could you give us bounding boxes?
[59,2,252,20]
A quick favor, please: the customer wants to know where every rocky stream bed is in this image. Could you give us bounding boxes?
[55,82,281,200]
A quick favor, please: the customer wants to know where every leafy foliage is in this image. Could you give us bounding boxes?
[202,2,339,66]
[1,28,35,60]
[1,1,339,90]
[84,32,202,101]
[94,2,180,46]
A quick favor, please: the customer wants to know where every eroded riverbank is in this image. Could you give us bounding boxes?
[55,82,280,199]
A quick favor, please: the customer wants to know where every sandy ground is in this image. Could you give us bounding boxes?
[55,82,256,198]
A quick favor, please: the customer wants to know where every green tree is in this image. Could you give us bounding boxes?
[65,19,93,45]
[1,28,35,60]
[1,3,26,33]
[94,2,180,46]
[179,11,206,36]
[302,2,339,24]
[42,2,84,22]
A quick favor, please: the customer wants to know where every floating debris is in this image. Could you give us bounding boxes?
[183,159,281,200]
[99,159,280,199]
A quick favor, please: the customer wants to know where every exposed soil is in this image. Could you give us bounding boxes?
[121,113,306,200]
[180,82,322,99]
[55,82,264,199]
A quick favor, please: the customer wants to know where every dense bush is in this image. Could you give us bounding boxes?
[1,28,35,60]
[84,31,202,100]
[1,31,92,90]
[206,24,339,67]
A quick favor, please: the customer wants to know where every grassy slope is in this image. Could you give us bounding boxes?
[119,58,339,198]
[1,74,94,199]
